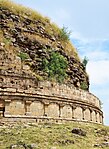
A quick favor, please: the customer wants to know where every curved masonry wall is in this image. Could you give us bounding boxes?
[0,72,103,124]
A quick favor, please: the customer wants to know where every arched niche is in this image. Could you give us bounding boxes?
[47,103,59,118]
[61,105,72,119]
[9,100,25,115]
[74,106,83,120]
[84,108,91,121]
[30,101,44,116]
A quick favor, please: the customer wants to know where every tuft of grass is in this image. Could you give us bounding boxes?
[18,52,30,61]
[0,0,44,21]
[32,73,44,81]
[0,0,80,60]
[80,81,88,90]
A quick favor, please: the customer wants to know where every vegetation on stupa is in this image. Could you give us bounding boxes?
[0,0,89,90]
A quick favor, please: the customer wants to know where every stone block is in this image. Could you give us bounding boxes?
[4,88,16,92]
[23,65,30,70]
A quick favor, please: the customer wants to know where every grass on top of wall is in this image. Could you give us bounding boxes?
[0,0,79,60]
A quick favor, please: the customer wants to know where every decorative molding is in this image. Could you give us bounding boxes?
[0,74,103,124]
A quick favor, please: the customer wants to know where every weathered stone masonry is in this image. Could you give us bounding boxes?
[0,73,103,124]
[0,2,103,124]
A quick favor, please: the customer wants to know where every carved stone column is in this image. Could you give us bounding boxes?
[25,101,32,116]
[4,99,11,116]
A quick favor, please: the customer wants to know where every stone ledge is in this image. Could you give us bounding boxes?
[2,116,103,124]
[0,93,102,112]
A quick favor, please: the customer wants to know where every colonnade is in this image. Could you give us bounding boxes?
[4,98,103,124]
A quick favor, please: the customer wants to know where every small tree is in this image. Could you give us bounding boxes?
[59,26,71,41]
[82,56,89,69]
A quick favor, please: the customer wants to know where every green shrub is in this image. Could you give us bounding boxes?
[18,52,29,61]
[82,56,89,69]
[42,51,68,83]
[80,82,88,90]
[59,26,71,41]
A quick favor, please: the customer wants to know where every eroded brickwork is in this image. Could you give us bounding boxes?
[0,41,103,124]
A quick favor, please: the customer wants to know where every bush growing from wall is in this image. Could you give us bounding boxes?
[18,52,29,61]
[42,51,68,83]
[82,56,89,69]
[80,82,88,90]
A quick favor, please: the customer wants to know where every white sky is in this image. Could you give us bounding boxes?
[12,0,109,125]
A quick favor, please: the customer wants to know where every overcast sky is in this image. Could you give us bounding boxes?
[12,0,109,125]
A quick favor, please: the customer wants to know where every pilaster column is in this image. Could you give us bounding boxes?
[100,114,103,124]
[0,111,3,117]
[72,105,77,119]
[59,104,64,118]
[25,101,32,116]
[44,102,49,117]
[82,106,86,120]
[102,115,103,124]
[89,108,93,121]
[95,111,97,122]
[4,99,11,116]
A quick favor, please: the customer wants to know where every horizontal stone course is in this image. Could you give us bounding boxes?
[0,73,103,124]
